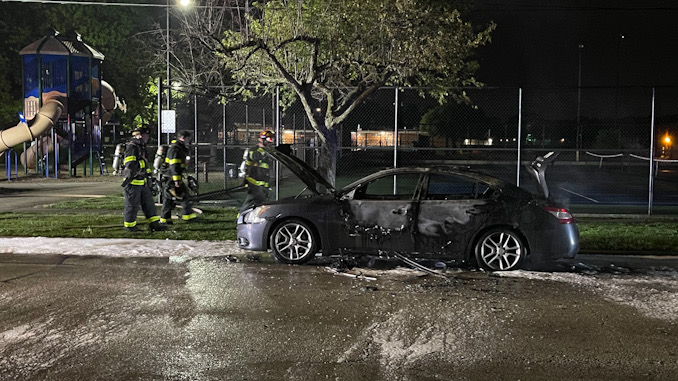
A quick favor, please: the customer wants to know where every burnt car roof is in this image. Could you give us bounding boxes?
[339,165,511,193]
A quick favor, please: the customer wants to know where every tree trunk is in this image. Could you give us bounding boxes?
[318,127,338,187]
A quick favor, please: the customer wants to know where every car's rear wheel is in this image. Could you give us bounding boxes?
[270,219,317,264]
[474,228,525,271]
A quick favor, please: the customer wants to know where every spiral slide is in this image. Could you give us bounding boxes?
[0,91,65,156]
[3,80,124,169]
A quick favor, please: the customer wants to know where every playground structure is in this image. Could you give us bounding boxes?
[1,30,124,179]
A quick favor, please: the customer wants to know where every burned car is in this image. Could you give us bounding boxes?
[237,148,578,271]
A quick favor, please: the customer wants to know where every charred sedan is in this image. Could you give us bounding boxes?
[237,148,578,271]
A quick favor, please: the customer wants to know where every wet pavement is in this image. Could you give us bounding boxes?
[2,178,678,380]
[1,253,677,381]
[0,179,122,212]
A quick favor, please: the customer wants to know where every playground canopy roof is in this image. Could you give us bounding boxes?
[19,30,104,60]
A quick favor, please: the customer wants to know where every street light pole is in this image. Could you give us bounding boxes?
[166,0,171,116]
[164,0,191,144]
[576,43,584,161]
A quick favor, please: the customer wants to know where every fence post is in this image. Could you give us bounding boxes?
[194,92,198,179]
[275,86,280,201]
[222,95,227,189]
[648,87,656,216]
[394,87,399,170]
[157,77,162,145]
[516,88,522,186]
[245,104,249,145]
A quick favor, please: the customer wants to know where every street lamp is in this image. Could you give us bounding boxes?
[163,0,191,144]
[663,134,672,159]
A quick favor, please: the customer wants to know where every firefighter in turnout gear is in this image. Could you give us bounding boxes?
[160,130,197,223]
[122,128,167,232]
[240,130,275,212]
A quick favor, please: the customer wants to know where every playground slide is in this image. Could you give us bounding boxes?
[6,81,124,169]
[99,80,125,124]
[0,92,65,156]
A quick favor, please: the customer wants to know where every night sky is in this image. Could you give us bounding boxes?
[469,0,678,88]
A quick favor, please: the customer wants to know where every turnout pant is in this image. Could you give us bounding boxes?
[240,185,269,212]
[124,184,160,227]
[160,182,195,221]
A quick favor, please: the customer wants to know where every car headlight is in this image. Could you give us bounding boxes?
[243,206,269,224]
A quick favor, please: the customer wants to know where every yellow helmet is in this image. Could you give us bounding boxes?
[260,130,275,143]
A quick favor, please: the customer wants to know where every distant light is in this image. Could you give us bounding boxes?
[179,0,191,7]
[487,138,493,145]
[560,138,565,143]
[664,135,672,144]
[464,139,470,145]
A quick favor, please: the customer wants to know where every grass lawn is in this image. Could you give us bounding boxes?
[0,194,238,241]
[1,195,677,254]
[577,219,678,254]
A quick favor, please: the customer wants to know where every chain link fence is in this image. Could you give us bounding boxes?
[6,86,678,214]
[160,86,678,214]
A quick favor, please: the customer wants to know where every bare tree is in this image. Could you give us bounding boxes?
[154,0,494,185]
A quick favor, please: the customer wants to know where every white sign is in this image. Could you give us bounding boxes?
[161,110,176,133]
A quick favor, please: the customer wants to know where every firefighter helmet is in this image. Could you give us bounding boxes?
[259,130,275,143]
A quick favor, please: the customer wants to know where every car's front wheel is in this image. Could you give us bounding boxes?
[270,219,317,264]
[474,228,525,271]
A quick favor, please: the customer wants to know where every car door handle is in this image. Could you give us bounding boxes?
[391,208,407,215]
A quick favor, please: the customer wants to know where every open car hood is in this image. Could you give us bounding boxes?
[525,151,559,198]
[264,146,335,195]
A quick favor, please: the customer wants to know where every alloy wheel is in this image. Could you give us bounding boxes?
[271,220,316,264]
[476,229,524,271]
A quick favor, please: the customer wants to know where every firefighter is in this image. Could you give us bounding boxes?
[122,128,167,232]
[160,130,197,223]
[240,130,275,212]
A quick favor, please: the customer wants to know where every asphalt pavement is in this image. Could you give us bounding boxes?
[0,178,122,212]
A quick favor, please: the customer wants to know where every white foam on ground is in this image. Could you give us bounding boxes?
[3,237,677,323]
[497,270,678,322]
[0,237,241,258]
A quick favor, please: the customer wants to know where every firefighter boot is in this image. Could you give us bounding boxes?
[149,221,168,232]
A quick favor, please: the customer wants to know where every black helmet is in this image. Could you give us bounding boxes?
[132,127,149,136]
[178,130,192,139]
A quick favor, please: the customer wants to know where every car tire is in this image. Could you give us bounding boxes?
[269,219,317,264]
[474,228,525,271]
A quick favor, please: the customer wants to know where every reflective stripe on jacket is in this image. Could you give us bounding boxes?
[244,147,271,188]
[123,139,150,186]
[165,139,189,182]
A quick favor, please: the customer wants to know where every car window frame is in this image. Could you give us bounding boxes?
[422,172,495,201]
[349,171,425,201]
